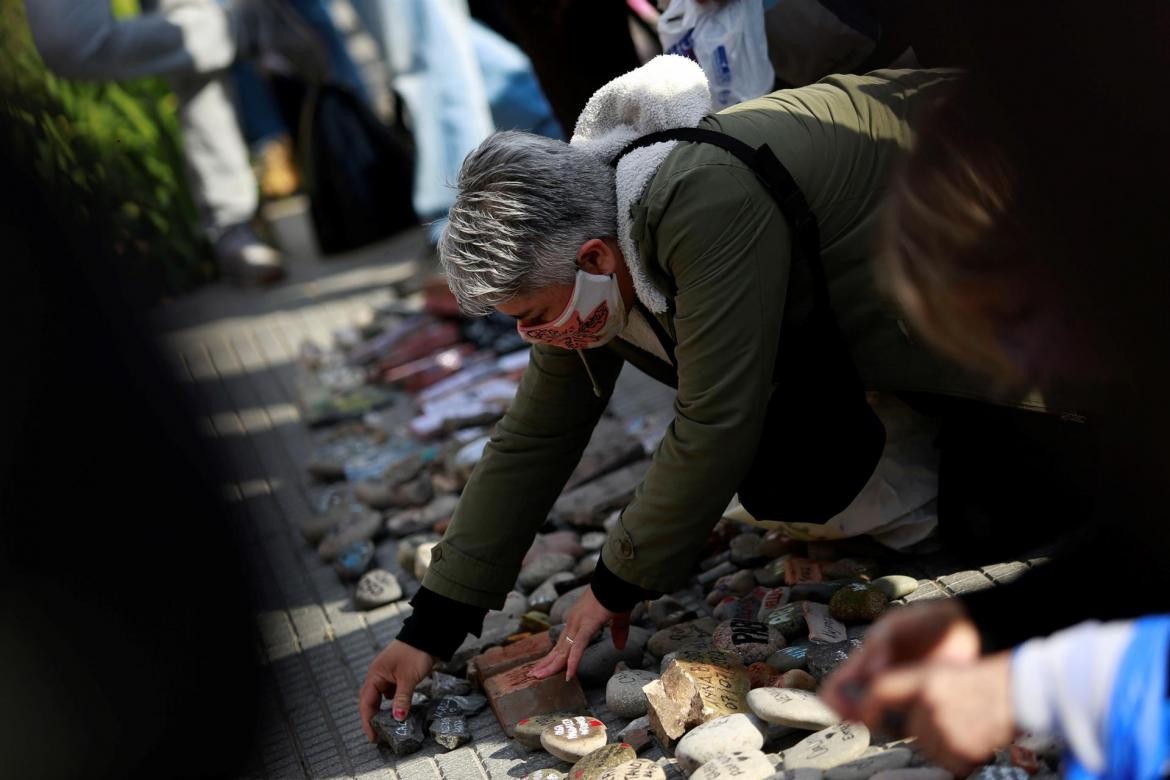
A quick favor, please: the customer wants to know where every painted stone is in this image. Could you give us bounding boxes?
[674,712,767,774]
[713,619,785,665]
[514,712,575,749]
[647,617,718,657]
[803,603,847,644]
[828,584,888,622]
[806,639,862,681]
[767,643,809,672]
[644,648,749,746]
[371,710,424,755]
[746,688,840,730]
[823,747,912,780]
[606,669,659,718]
[568,743,638,780]
[692,750,777,780]
[429,715,471,750]
[765,601,809,638]
[354,568,402,609]
[783,723,870,770]
[541,715,608,762]
[598,758,666,780]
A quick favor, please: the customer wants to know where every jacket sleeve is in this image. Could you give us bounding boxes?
[420,342,624,609]
[600,161,792,595]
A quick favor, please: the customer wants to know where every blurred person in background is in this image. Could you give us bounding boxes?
[23,0,327,284]
[822,5,1170,775]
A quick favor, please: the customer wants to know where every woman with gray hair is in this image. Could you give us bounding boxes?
[359,56,1087,736]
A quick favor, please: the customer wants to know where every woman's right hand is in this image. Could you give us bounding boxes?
[359,640,436,742]
[821,599,980,720]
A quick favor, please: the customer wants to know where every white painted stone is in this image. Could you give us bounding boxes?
[692,750,777,780]
[540,715,608,762]
[746,688,840,730]
[607,669,659,718]
[599,758,667,780]
[823,748,912,780]
[675,713,767,775]
[783,723,870,771]
[803,603,847,644]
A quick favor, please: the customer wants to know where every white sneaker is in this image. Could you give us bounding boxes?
[215,223,285,286]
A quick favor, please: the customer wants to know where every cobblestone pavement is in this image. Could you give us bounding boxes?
[157,203,1039,780]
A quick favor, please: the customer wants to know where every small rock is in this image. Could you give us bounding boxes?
[541,716,608,762]
[692,750,776,780]
[581,532,607,551]
[746,688,839,730]
[524,530,585,565]
[767,644,809,672]
[606,668,659,718]
[757,587,791,621]
[700,551,733,571]
[783,723,870,770]
[759,530,801,560]
[575,552,601,577]
[391,473,434,507]
[430,671,471,697]
[869,770,953,780]
[429,693,488,718]
[790,581,852,603]
[713,569,758,596]
[778,670,817,691]
[765,601,810,639]
[414,541,438,581]
[317,509,382,560]
[697,560,738,585]
[804,603,848,644]
[371,711,424,755]
[713,593,764,622]
[871,575,919,600]
[617,715,653,752]
[514,712,575,749]
[519,553,577,591]
[645,649,750,747]
[778,770,824,780]
[429,715,471,750]
[968,768,1028,780]
[503,590,531,618]
[569,743,637,780]
[532,572,578,613]
[713,620,786,665]
[525,771,566,780]
[823,748,912,780]
[675,713,767,774]
[598,758,665,780]
[578,626,652,686]
[333,540,375,580]
[828,584,888,623]
[805,639,862,680]
[647,617,719,657]
[821,559,877,581]
[730,533,765,566]
[747,662,783,689]
[647,595,692,629]
[354,568,403,609]
[784,558,824,585]
[550,584,590,625]
[754,557,791,587]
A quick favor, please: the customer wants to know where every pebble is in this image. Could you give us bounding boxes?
[782,723,870,770]
[789,582,850,603]
[757,587,791,621]
[371,711,424,755]
[871,575,919,600]
[430,671,471,697]
[784,558,824,585]
[617,716,653,752]
[414,541,438,580]
[515,712,574,749]
[569,743,637,780]
[647,617,718,657]
[730,533,765,566]
[606,669,659,718]
[541,716,608,762]
[969,768,1028,780]
[823,748,912,780]
[525,530,586,564]
[581,531,607,551]
[777,770,824,780]
[575,552,602,577]
[765,602,809,638]
[525,771,566,780]
[746,688,840,730]
[713,593,764,622]
[713,619,786,664]
[821,559,877,581]
[675,713,767,774]
[648,595,693,629]
[429,715,471,750]
[748,662,783,688]
[598,758,666,780]
[778,670,817,691]
[692,750,777,780]
[828,584,888,622]
[713,569,758,596]
[803,603,847,644]
[428,693,489,719]
[869,769,953,780]
[579,626,652,686]
[550,584,590,625]
[333,539,375,580]
[519,553,578,591]
[532,573,578,613]
[759,530,801,560]
[503,589,531,618]
[805,639,862,680]
[700,550,733,571]
[754,557,791,587]
[697,560,737,585]
[767,644,809,672]
[317,509,382,560]
[354,568,403,609]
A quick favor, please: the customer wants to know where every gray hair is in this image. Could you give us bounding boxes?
[439,131,617,316]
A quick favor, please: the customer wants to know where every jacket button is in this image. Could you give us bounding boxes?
[432,545,443,562]
[617,538,634,559]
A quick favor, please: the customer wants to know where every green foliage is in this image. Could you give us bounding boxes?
[0,0,217,299]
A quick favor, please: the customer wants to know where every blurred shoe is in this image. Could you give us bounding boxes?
[232,0,329,82]
[215,223,285,286]
[255,134,301,199]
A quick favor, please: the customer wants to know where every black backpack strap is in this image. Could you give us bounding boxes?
[611,127,829,310]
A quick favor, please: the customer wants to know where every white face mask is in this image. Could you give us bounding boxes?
[516,269,628,350]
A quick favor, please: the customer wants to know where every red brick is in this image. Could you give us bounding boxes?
[482,660,588,736]
[468,631,553,687]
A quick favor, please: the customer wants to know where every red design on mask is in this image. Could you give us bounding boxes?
[518,300,610,350]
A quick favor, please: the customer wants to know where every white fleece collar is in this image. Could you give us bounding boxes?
[570,55,712,314]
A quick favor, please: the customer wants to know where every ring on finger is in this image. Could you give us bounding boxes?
[564,636,575,645]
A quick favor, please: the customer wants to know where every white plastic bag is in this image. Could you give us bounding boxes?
[658,0,775,109]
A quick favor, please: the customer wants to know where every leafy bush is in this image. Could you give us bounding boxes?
[0,0,217,300]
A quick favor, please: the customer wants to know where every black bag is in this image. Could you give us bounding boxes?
[611,128,885,524]
[300,83,417,255]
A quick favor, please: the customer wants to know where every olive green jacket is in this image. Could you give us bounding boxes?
[424,69,1001,609]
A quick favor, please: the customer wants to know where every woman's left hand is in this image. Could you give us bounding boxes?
[529,586,630,681]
